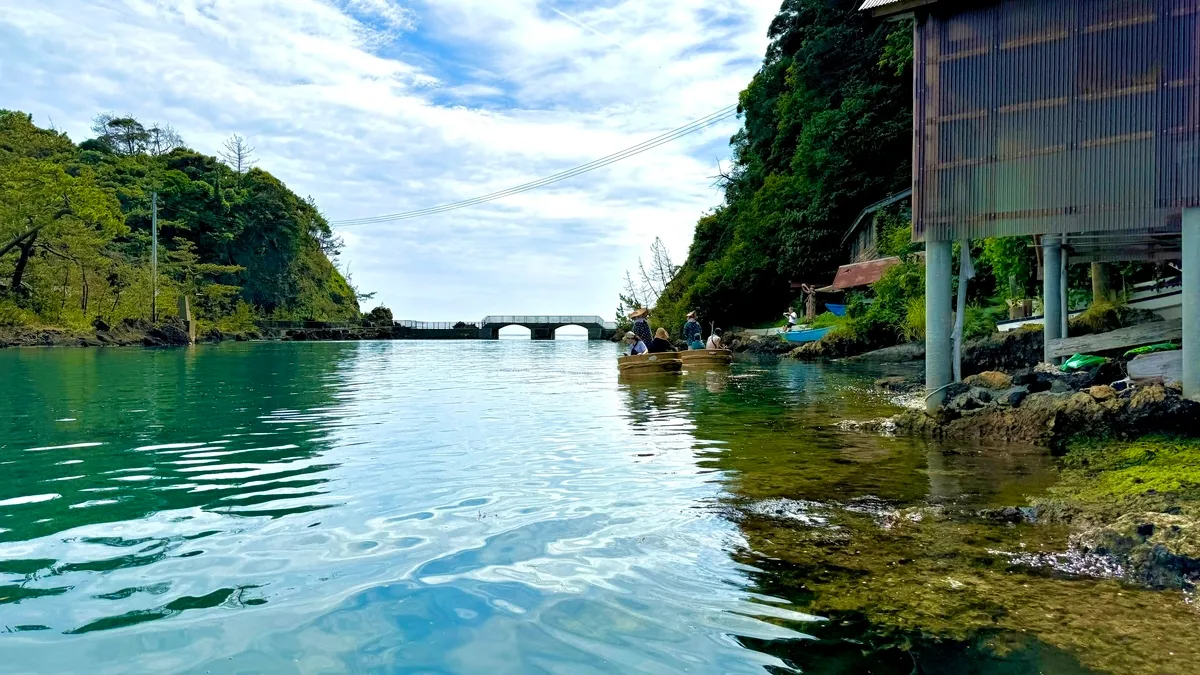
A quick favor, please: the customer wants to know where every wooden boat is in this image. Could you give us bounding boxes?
[680,349,733,368]
[618,351,683,375]
[782,326,832,344]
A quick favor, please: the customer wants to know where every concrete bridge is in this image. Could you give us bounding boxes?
[390,316,618,340]
[479,315,617,340]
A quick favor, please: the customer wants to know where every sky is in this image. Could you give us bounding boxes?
[0,0,778,322]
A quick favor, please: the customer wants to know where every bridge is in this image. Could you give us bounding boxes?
[478,315,617,340]
[389,316,618,341]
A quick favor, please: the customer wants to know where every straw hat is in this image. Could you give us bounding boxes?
[629,308,650,319]
[686,311,697,319]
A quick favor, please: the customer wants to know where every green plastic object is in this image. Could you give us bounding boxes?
[1123,342,1180,358]
[1061,353,1108,372]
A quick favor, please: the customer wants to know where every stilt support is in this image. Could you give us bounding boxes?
[1043,235,1064,365]
[1184,209,1199,401]
[925,240,953,412]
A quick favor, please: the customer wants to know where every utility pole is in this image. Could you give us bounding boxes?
[151,191,158,323]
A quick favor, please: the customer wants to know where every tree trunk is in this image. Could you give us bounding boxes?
[1091,262,1111,303]
[9,235,37,295]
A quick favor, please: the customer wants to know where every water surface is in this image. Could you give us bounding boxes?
[0,341,1195,674]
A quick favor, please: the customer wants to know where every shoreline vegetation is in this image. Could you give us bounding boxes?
[1,109,372,342]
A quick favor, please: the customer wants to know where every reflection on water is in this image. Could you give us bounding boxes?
[0,342,1195,674]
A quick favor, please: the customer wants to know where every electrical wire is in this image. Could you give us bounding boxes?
[331,105,739,226]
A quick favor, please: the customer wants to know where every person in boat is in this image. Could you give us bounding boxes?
[629,308,653,348]
[648,327,676,353]
[683,311,704,350]
[624,331,647,356]
[784,307,798,331]
[706,328,724,350]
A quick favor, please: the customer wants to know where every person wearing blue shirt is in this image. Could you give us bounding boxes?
[624,331,647,356]
[683,311,704,349]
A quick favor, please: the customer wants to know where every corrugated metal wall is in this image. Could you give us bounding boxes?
[913,0,1200,241]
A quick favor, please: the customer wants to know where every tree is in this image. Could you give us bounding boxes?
[220,134,256,176]
[146,123,184,156]
[91,113,151,156]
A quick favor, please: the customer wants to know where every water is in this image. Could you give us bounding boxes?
[0,341,1195,674]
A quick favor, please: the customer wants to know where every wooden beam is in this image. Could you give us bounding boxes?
[1047,319,1182,359]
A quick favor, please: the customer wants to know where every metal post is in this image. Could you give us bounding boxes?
[1043,234,1063,364]
[1183,208,1200,400]
[151,191,158,323]
[926,240,953,412]
[1060,235,1069,341]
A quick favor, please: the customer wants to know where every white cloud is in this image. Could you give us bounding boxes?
[0,0,777,320]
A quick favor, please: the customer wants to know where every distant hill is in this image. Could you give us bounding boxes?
[0,110,359,330]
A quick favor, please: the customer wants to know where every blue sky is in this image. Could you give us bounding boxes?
[0,0,777,321]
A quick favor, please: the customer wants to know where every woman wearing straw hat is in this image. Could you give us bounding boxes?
[683,311,703,350]
[629,308,653,348]
[648,327,676,354]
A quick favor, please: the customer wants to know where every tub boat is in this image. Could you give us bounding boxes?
[679,349,733,368]
[618,351,683,375]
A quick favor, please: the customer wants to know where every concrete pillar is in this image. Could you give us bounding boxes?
[1184,208,1200,401]
[1043,235,1063,364]
[926,240,954,412]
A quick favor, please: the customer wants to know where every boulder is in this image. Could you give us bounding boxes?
[91,317,111,332]
[964,371,1012,389]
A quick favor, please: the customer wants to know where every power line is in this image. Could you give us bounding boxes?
[332,105,739,226]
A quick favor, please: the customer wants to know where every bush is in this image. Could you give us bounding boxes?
[0,299,36,327]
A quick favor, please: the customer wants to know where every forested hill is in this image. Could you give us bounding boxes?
[652,0,914,328]
[0,111,359,330]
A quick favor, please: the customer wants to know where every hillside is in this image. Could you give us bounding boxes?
[650,0,914,329]
[0,111,359,331]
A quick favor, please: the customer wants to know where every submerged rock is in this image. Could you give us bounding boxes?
[1073,513,1200,589]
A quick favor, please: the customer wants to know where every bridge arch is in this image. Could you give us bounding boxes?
[479,316,617,341]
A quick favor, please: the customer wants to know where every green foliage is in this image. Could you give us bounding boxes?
[365,305,394,326]
[653,2,913,328]
[977,236,1035,302]
[0,110,358,328]
[963,303,1003,340]
[903,296,924,342]
[875,208,915,258]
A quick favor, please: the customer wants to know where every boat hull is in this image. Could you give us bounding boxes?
[782,327,832,344]
[618,352,683,375]
[680,349,733,368]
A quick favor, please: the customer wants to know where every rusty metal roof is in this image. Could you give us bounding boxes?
[831,256,904,291]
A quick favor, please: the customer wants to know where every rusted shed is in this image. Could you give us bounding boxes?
[885,0,1200,244]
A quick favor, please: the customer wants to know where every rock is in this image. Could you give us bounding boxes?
[1050,379,1074,394]
[1027,378,1052,394]
[201,328,224,344]
[962,327,1043,376]
[875,375,920,392]
[847,342,926,364]
[1000,387,1029,408]
[964,371,1012,389]
[1073,513,1200,589]
[91,317,111,332]
[1087,385,1117,402]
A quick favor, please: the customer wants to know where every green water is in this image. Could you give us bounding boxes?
[0,341,1195,674]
